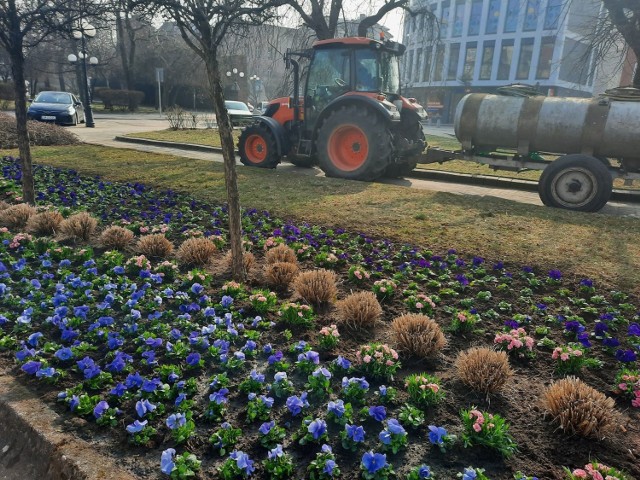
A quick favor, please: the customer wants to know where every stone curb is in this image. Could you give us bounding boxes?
[0,370,138,480]
[114,135,640,203]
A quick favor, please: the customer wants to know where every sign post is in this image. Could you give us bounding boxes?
[155,67,164,115]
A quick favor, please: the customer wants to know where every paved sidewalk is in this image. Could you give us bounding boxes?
[68,115,640,219]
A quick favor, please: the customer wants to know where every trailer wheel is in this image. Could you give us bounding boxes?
[538,154,612,212]
[317,105,391,181]
[238,124,280,168]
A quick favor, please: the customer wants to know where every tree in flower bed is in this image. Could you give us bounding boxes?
[460,407,518,458]
[2,157,640,478]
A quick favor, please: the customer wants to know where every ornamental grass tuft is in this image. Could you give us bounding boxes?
[176,237,217,267]
[0,203,36,229]
[335,291,382,331]
[136,234,174,259]
[223,250,256,273]
[25,210,64,236]
[57,211,98,242]
[98,225,136,250]
[542,376,616,439]
[455,347,512,395]
[391,314,446,359]
[293,269,338,306]
[265,244,297,265]
[264,261,299,288]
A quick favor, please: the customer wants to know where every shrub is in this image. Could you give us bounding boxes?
[136,234,174,259]
[391,314,446,359]
[98,226,135,250]
[176,237,217,267]
[0,82,14,100]
[264,262,299,288]
[0,201,11,210]
[542,377,616,438]
[0,203,36,229]
[293,269,337,306]
[265,244,297,265]
[223,250,256,273]
[57,212,98,242]
[335,291,382,331]
[455,347,512,395]
[97,88,144,111]
[0,113,79,149]
[25,210,64,236]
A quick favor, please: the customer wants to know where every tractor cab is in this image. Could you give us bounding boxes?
[238,36,427,181]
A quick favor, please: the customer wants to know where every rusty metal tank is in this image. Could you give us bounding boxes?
[454,93,640,168]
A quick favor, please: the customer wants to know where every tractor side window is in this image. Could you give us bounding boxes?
[355,49,378,92]
[307,48,351,92]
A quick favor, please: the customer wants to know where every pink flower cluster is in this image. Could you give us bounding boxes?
[405,376,439,393]
[414,294,435,311]
[571,462,623,479]
[263,237,283,250]
[552,345,583,362]
[494,328,534,351]
[319,325,339,338]
[352,269,370,281]
[355,344,399,367]
[9,232,32,249]
[468,409,494,433]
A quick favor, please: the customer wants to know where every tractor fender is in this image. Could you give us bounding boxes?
[251,116,290,157]
[312,95,398,143]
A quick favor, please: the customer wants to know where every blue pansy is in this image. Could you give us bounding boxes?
[368,406,386,422]
[345,424,366,442]
[93,400,109,419]
[229,451,254,476]
[160,448,176,475]
[428,425,447,445]
[166,413,186,430]
[308,418,327,439]
[361,451,387,474]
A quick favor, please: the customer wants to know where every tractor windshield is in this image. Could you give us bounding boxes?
[379,51,400,95]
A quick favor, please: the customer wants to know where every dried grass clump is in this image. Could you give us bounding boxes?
[57,212,98,242]
[98,226,135,250]
[176,237,217,267]
[223,250,256,273]
[392,314,446,358]
[335,291,382,330]
[265,244,297,265]
[264,261,300,288]
[0,203,36,229]
[25,210,64,236]
[293,269,338,306]
[0,201,11,210]
[542,377,616,438]
[455,347,513,395]
[137,234,174,259]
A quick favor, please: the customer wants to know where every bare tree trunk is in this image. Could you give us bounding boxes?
[206,53,246,282]
[9,46,36,205]
[115,13,134,91]
[634,57,640,88]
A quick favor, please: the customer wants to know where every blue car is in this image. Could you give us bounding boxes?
[27,91,85,126]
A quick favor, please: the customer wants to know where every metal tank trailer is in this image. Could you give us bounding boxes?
[423,92,640,212]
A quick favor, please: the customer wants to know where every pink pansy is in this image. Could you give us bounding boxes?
[363,355,372,363]
[472,423,482,432]
[571,469,587,478]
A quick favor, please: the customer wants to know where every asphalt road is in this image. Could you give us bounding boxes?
[38,113,640,219]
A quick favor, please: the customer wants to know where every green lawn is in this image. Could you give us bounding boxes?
[9,144,640,293]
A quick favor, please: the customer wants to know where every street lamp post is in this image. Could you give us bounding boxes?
[69,21,97,128]
[225,68,244,101]
[249,74,261,105]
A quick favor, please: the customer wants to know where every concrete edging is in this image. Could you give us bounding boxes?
[114,135,640,202]
[0,370,137,480]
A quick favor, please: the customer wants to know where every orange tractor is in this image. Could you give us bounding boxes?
[238,36,428,181]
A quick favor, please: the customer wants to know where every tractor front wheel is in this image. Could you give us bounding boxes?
[317,105,391,181]
[238,124,280,168]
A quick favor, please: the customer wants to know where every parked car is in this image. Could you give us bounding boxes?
[27,91,85,126]
[224,100,254,127]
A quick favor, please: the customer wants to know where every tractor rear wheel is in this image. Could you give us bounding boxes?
[317,105,391,181]
[238,124,280,168]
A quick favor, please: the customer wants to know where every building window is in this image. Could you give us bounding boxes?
[524,0,540,31]
[463,42,478,80]
[423,47,433,82]
[452,0,466,37]
[485,0,501,34]
[536,37,555,79]
[468,0,483,36]
[479,41,495,80]
[415,48,423,82]
[433,44,445,81]
[544,0,563,29]
[447,43,461,80]
[440,1,450,38]
[504,0,519,33]
[516,38,535,79]
[497,40,514,80]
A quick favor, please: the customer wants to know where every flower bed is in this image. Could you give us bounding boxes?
[0,156,639,479]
